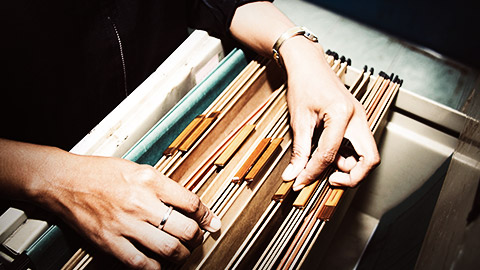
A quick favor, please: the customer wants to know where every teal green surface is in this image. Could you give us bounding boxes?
[25,225,79,270]
[123,48,247,165]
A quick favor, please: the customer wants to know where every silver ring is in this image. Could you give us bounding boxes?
[158,206,173,230]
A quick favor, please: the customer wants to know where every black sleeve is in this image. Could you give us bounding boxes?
[187,0,274,39]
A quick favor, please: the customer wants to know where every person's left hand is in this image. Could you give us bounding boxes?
[278,36,380,190]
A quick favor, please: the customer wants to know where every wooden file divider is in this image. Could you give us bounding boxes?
[178,111,221,152]
[272,181,294,202]
[233,138,272,183]
[292,179,321,209]
[336,57,350,77]
[370,80,401,132]
[331,59,341,74]
[353,68,372,100]
[245,137,284,183]
[318,187,345,221]
[360,73,383,105]
[348,65,365,93]
[364,75,389,111]
[214,124,256,167]
[162,114,205,156]
[369,75,391,108]
[367,77,394,119]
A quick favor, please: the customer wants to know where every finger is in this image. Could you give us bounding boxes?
[155,176,221,232]
[329,157,366,187]
[146,202,203,248]
[294,113,349,190]
[344,129,376,163]
[126,220,191,263]
[330,148,380,188]
[161,208,204,249]
[282,114,315,181]
[107,235,161,270]
[328,171,354,187]
[335,155,357,172]
[338,118,380,187]
[185,196,221,233]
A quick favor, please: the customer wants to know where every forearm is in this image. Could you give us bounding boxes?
[230,2,329,76]
[230,2,296,56]
[0,138,72,204]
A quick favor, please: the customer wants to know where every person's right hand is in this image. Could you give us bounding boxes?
[0,139,220,270]
[44,154,221,269]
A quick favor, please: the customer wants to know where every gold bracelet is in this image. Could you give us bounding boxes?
[272,26,318,67]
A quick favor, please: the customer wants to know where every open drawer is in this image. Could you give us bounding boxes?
[3,30,473,270]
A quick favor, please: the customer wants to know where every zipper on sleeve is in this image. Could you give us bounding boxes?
[108,16,128,97]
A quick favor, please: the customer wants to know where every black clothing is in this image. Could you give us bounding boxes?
[0,0,268,150]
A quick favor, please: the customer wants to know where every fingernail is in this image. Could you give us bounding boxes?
[328,172,343,186]
[282,164,295,180]
[328,180,339,187]
[208,216,221,232]
[131,254,144,266]
[292,182,305,191]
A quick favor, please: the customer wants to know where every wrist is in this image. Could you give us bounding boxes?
[272,26,318,65]
[272,26,324,68]
[26,147,78,209]
[278,35,330,76]
[0,140,61,202]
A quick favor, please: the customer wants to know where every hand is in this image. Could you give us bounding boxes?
[279,37,380,190]
[30,151,220,269]
[228,2,379,189]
